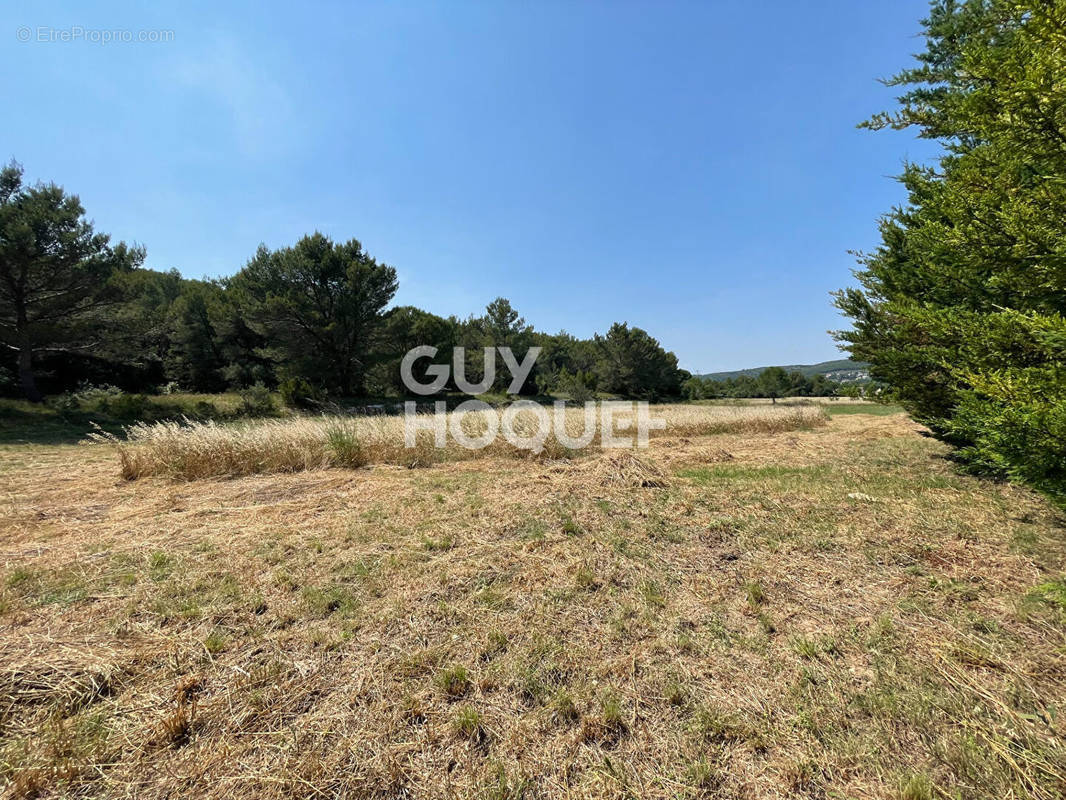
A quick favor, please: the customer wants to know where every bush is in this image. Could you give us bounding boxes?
[101,393,154,420]
[279,377,319,409]
[192,400,221,420]
[73,383,123,407]
[239,383,277,417]
[948,369,1066,507]
[0,366,16,397]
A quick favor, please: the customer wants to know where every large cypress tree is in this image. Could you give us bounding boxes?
[834,0,1066,503]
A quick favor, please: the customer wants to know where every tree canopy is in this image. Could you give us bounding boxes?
[0,167,695,404]
[834,0,1066,503]
[0,162,144,400]
[228,233,398,396]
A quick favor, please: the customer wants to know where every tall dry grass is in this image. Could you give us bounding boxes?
[89,403,827,480]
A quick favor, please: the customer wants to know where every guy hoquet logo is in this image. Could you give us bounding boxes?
[399,347,664,453]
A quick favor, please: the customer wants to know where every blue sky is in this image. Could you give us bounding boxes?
[3,1,940,372]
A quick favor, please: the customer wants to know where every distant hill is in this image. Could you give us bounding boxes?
[696,359,870,382]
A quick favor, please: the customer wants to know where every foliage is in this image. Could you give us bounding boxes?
[367,305,457,395]
[0,161,145,401]
[683,369,845,400]
[279,377,320,409]
[0,167,688,405]
[457,297,537,394]
[238,383,277,417]
[757,366,789,403]
[834,0,1066,503]
[228,232,398,396]
[594,323,683,400]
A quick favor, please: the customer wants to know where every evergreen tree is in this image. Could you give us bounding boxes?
[834,0,1066,502]
[229,233,398,396]
[0,162,144,400]
[594,322,683,400]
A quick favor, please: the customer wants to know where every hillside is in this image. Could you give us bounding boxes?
[697,358,869,382]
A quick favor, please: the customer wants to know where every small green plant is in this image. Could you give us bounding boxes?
[301,584,358,617]
[899,773,935,800]
[790,634,839,659]
[422,534,455,552]
[483,630,509,659]
[791,636,819,659]
[474,586,508,609]
[600,691,623,728]
[685,757,722,791]
[148,551,173,581]
[279,377,319,409]
[550,689,580,724]
[478,763,530,800]
[518,519,548,541]
[5,566,37,590]
[203,628,227,654]
[664,679,686,707]
[688,705,750,744]
[435,665,471,699]
[1026,578,1066,618]
[745,581,766,610]
[325,424,365,467]
[639,579,665,608]
[574,566,599,591]
[580,689,627,744]
[453,706,484,740]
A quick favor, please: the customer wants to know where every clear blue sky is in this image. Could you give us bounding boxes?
[3,1,940,373]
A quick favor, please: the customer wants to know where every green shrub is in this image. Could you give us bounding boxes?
[192,400,221,420]
[435,665,471,699]
[279,377,319,409]
[239,383,277,417]
[101,393,154,419]
[325,424,365,467]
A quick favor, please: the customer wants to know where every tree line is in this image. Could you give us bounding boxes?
[0,164,687,404]
[835,0,1066,503]
[682,367,849,402]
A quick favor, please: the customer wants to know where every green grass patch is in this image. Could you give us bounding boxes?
[679,464,833,484]
[823,403,905,416]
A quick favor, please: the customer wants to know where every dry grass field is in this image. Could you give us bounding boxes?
[95,404,828,480]
[1,406,1064,799]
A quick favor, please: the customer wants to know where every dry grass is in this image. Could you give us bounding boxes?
[2,411,1065,799]
[89,402,827,480]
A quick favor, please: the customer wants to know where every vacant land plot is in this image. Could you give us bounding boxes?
[1,409,1064,799]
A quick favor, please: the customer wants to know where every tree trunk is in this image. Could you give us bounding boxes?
[18,344,42,403]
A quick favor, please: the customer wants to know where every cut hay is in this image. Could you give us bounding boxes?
[587,450,671,488]
[0,645,122,720]
[4,412,1066,799]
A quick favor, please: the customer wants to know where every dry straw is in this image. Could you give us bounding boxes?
[88,403,827,480]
